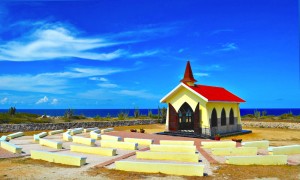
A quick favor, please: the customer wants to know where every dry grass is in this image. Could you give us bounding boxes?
[113,124,165,134]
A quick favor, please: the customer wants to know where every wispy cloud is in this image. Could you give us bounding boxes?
[0,66,125,93]
[89,77,108,82]
[97,83,118,88]
[116,90,159,99]
[51,98,58,105]
[36,96,48,104]
[0,97,8,104]
[0,21,169,61]
[203,43,238,55]
[210,29,234,36]
[194,73,209,77]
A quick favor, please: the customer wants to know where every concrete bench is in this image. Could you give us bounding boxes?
[70,145,117,156]
[0,136,8,141]
[31,150,86,166]
[124,138,153,146]
[7,132,24,140]
[63,132,72,142]
[115,161,204,176]
[101,128,114,133]
[70,128,83,135]
[48,129,64,135]
[90,131,101,140]
[136,151,199,162]
[212,147,258,156]
[268,145,300,155]
[150,144,196,153]
[39,138,63,149]
[92,129,101,134]
[101,140,138,150]
[84,127,99,133]
[241,140,269,149]
[72,136,96,146]
[225,155,288,165]
[0,141,22,153]
[101,135,121,141]
[160,140,194,146]
[33,132,48,142]
[201,141,236,148]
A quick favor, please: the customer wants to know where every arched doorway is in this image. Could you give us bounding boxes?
[229,108,234,125]
[211,108,218,127]
[178,102,194,130]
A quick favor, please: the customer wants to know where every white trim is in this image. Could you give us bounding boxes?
[160,83,182,103]
[207,101,242,103]
[160,83,209,103]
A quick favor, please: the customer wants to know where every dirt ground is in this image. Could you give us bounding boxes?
[0,124,299,180]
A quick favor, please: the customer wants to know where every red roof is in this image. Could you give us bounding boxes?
[180,61,197,83]
[188,84,245,102]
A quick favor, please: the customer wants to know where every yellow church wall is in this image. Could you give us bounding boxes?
[164,86,208,128]
[206,102,241,124]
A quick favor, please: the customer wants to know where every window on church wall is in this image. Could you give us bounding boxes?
[211,108,218,127]
[221,108,226,126]
[229,108,234,125]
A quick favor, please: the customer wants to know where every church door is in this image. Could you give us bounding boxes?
[178,102,194,130]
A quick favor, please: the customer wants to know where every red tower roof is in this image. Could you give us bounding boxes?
[180,61,197,84]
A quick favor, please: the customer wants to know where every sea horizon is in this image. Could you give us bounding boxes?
[0,108,299,117]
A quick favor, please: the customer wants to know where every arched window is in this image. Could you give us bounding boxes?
[221,108,226,126]
[229,108,234,125]
[211,108,218,127]
[178,110,182,123]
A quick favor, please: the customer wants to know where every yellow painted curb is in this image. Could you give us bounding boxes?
[212,147,258,156]
[201,141,236,148]
[7,132,24,140]
[101,135,121,141]
[101,140,137,150]
[150,144,196,153]
[72,136,96,146]
[269,145,300,155]
[0,141,22,154]
[160,140,194,146]
[39,138,63,149]
[124,138,153,146]
[48,130,64,135]
[70,145,116,156]
[90,132,101,140]
[242,140,269,149]
[31,150,86,166]
[225,155,288,165]
[136,151,199,162]
[115,161,204,176]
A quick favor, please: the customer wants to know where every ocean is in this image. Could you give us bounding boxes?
[0,108,300,117]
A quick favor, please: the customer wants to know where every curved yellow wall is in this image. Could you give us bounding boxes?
[206,102,241,125]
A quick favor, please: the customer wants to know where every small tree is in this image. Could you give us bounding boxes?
[254,109,260,119]
[64,109,74,119]
[148,109,153,118]
[8,107,16,116]
[134,107,140,118]
[158,107,167,123]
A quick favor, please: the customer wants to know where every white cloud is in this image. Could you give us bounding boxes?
[0,97,8,104]
[89,77,108,82]
[116,90,159,99]
[203,43,238,55]
[36,96,48,104]
[51,98,58,105]
[97,83,118,88]
[0,67,125,93]
[0,21,172,61]
[194,73,209,77]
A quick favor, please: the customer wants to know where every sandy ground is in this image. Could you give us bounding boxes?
[0,124,299,180]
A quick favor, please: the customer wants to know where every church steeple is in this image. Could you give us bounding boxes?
[180,61,197,86]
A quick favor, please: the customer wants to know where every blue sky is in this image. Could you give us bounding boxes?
[0,0,298,109]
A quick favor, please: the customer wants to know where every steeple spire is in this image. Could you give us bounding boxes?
[180,61,197,86]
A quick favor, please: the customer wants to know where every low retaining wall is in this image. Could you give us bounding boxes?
[242,121,300,129]
[0,119,159,133]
